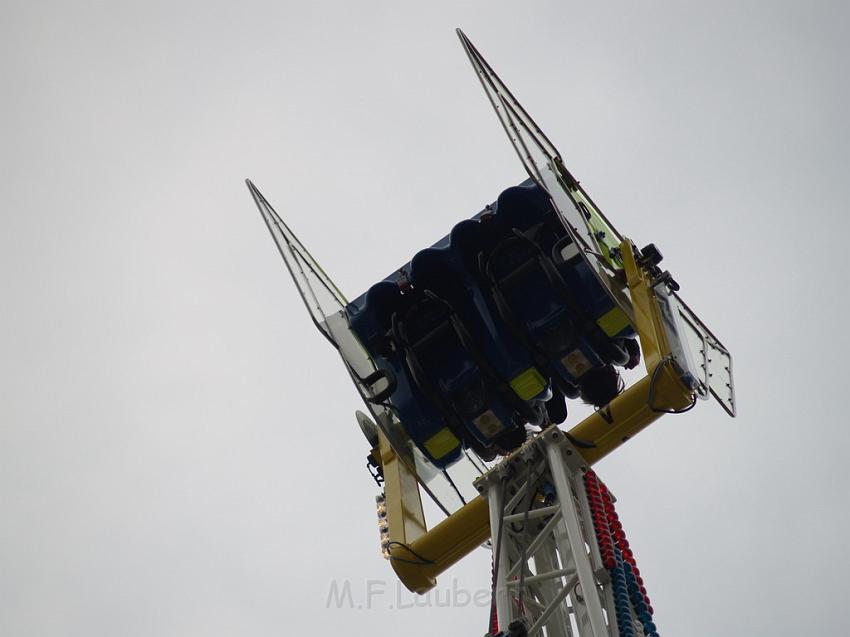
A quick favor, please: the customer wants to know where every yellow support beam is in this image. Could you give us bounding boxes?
[620,238,671,372]
[385,239,695,593]
[379,427,427,550]
[390,495,491,594]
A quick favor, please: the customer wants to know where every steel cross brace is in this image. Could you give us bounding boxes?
[476,427,642,637]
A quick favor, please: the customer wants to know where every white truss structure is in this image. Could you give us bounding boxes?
[477,427,649,637]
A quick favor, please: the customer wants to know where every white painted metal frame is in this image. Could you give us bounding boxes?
[476,428,630,637]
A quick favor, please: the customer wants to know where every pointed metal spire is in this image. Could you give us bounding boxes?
[246,178,347,346]
[456,29,559,159]
[455,30,633,314]
[454,34,735,417]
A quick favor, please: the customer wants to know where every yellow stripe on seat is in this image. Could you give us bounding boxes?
[509,367,547,401]
[423,428,460,459]
[596,306,632,337]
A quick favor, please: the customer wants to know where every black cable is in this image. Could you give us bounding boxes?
[509,485,540,533]
[564,431,597,449]
[387,541,435,565]
[648,356,698,414]
[442,468,467,507]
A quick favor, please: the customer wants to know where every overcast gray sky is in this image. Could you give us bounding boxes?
[1,1,848,635]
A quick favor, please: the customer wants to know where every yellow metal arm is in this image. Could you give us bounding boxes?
[378,426,427,549]
[385,239,695,593]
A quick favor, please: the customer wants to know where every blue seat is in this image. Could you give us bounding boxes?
[477,184,637,399]
[350,280,465,468]
[344,180,639,467]
[408,245,550,450]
